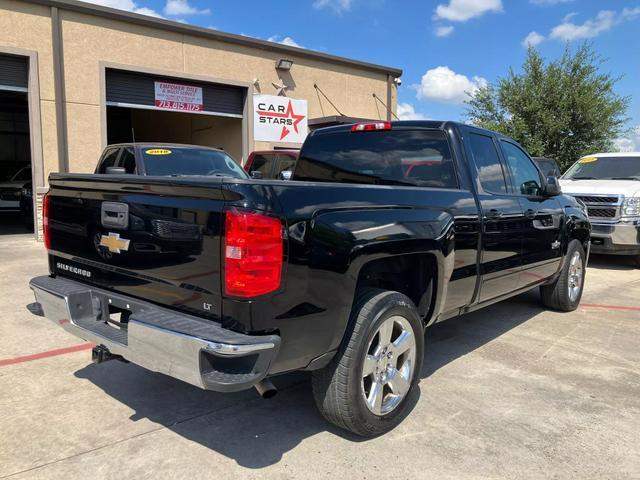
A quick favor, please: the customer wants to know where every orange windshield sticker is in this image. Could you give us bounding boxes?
[145,149,172,155]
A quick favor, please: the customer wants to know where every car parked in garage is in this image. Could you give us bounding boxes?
[29,121,590,437]
[0,166,31,211]
[560,152,640,266]
[244,150,298,180]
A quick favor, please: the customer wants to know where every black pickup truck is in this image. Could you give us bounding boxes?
[29,121,590,437]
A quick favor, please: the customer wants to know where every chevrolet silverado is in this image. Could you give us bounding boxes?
[29,121,590,436]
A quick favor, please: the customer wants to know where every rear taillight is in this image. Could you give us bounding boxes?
[43,193,51,250]
[224,209,283,298]
[351,121,392,132]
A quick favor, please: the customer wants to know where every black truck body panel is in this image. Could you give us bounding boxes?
[42,121,591,377]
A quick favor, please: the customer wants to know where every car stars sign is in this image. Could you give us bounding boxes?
[254,94,308,143]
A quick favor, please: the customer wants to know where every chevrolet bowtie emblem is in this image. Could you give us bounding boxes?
[99,232,130,253]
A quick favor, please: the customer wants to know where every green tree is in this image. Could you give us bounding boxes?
[465,43,630,171]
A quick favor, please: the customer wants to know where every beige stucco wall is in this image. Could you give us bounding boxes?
[0,0,58,180]
[58,9,394,172]
[0,0,397,202]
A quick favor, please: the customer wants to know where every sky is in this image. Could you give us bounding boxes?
[88,0,640,150]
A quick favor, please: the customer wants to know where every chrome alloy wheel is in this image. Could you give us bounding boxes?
[568,250,583,302]
[361,315,416,416]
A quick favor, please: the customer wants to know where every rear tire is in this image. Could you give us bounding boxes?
[540,239,586,311]
[312,289,424,437]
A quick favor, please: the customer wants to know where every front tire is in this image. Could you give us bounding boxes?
[312,289,424,437]
[541,239,586,311]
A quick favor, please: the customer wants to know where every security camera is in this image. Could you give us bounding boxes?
[394,77,402,86]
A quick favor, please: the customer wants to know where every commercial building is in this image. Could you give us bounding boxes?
[0,0,401,238]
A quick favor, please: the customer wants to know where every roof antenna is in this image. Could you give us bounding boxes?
[131,127,136,143]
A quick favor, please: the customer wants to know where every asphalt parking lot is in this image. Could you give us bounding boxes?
[1,234,639,479]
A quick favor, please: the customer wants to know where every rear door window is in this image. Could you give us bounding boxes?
[295,129,457,188]
[97,148,120,173]
[468,133,508,194]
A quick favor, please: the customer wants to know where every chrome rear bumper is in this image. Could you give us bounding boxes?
[29,275,280,392]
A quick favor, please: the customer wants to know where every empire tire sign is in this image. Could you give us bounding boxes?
[254,94,308,143]
[154,81,203,112]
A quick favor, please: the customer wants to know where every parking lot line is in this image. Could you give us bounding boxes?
[0,342,94,367]
[581,303,640,312]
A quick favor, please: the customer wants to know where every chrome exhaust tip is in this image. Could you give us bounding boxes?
[255,378,277,399]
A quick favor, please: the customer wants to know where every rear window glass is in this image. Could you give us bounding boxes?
[535,159,560,177]
[294,129,457,188]
[249,154,274,176]
[141,147,247,179]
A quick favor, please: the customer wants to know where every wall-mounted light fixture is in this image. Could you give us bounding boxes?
[275,58,294,71]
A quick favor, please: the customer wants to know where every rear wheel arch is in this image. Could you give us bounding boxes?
[354,253,438,325]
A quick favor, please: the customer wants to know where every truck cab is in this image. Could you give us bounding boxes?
[560,152,640,265]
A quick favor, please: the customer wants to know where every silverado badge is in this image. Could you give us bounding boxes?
[99,232,130,253]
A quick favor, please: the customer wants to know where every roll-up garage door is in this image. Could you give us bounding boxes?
[106,69,244,117]
[0,55,28,92]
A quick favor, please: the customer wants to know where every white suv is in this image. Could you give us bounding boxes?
[560,152,640,266]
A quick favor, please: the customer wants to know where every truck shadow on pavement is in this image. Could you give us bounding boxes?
[587,253,638,271]
[74,289,546,469]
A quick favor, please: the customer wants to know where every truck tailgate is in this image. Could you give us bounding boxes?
[46,174,226,322]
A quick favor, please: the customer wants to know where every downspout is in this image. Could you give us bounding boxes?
[386,74,392,121]
[51,6,69,172]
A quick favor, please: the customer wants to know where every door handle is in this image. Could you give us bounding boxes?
[524,208,537,220]
[485,209,503,220]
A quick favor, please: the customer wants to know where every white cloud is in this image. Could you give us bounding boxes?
[621,7,640,21]
[434,25,455,37]
[133,6,163,17]
[415,66,487,104]
[164,0,210,16]
[434,0,502,22]
[550,10,617,41]
[84,0,162,17]
[613,126,640,152]
[549,7,640,42]
[313,0,352,14]
[267,35,303,48]
[397,103,428,120]
[522,31,545,48]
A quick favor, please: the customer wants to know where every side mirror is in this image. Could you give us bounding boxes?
[544,176,562,196]
[250,170,263,179]
[105,166,126,175]
[279,170,293,181]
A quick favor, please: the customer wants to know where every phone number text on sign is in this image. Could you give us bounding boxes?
[154,81,203,112]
